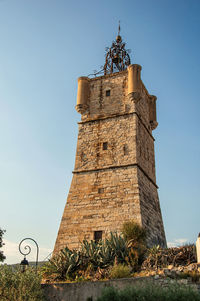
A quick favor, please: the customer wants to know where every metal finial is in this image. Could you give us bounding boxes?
[104,24,131,75]
[118,21,121,36]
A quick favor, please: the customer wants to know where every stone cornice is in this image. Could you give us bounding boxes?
[73,163,158,188]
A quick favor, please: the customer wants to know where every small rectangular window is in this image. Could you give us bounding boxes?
[98,188,104,194]
[103,142,108,150]
[106,90,110,97]
[94,231,102,243]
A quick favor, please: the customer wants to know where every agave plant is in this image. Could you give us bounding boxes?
[107,232,128,264]
[65,249,82,276]
[81,239,102,270]
[81,233,129,269]
[42,247,83,281]
[42,230,147,281]
[97,239,115,268]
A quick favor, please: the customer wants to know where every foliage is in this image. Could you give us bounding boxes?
[121,221,147,270]
[121,220,146,244]
[81,239,102,270]
[106,232,128,265]
[97,283,200,301]
[42,233,130,281]
[81,232,129,268]
[96,238,115,268]
[42,228,148,282]
[0,265,45,301]
[42,247,83,281]
[0,228,6,262]
[126,240,146,270]
[109,264,131,279]
[142,244,196,269]
[97,286,119,301]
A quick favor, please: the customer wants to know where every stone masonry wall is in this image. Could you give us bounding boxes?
[82,71,128,121]
[54,165,141,253]
[53,69,166,255]
[136,115,156,184]
[75,114,137,171]
[137,167,166,247]
[42,277,200,301]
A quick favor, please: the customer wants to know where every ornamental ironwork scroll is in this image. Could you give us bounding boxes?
[19,238,39,272]
[104,23,131,75]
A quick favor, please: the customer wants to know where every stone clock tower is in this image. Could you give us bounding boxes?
[53,29,166,254]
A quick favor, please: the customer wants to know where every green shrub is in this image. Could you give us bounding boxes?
[121,221,147,270]
[122,220,146,244]
[0,265,45,301]
[110,264,131,279]
[97,286,119,301]
[97,284,200,301]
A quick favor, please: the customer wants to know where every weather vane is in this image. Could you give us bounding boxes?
[104,21,131,75]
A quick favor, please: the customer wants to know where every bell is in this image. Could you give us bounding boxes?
[116,35,122,43]
[113,55,122,65]
[113,55,119,64]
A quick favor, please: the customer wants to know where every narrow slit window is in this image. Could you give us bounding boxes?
[106,90,110,97]
[103,142,108,150]
[123,144,128,155]
[94,231,102,243]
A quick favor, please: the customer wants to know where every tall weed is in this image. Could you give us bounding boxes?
[0,265,45,301]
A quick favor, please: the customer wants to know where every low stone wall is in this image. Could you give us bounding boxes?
[42,276,200,301]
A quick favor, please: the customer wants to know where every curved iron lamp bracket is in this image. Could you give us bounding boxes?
[19,238,39,272]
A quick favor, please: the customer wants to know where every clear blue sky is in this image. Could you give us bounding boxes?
[0,0,199,264]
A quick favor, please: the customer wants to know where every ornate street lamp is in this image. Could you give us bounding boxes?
[20,256,29,272]
[19,238,39,273]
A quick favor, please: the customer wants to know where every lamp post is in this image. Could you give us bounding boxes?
[196,233,200,264]
[19,238,39,273]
